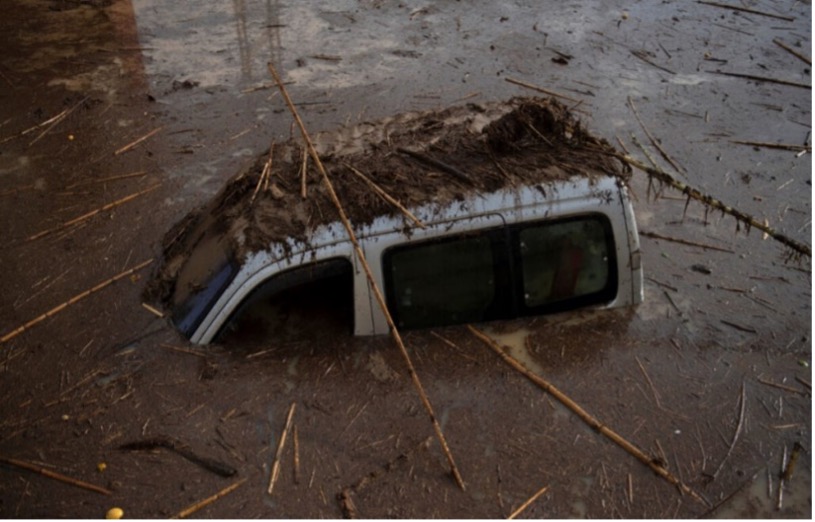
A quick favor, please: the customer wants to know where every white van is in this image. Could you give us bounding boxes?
[155,98,644,344]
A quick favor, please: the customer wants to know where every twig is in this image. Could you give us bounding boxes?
[709,70,810,90]
[299,144,308,199]
[0,456,112,495]
[504,77,581,103]
[468,325,708,506]
[635,356,662,408]
[697,1,795,22]
[711,381,746,480]
[172,478,247,519]
[701,469,760,517]
[114,126,164,155]
[268,402,297,495]
[794,376,810,390]
[27,184,161,241]
[757,377,806,395]
[730,140,811,153]
[628,473,634,505]
[720,319,757,334]
[250,143,275,204]
[776,446,787,510]
[268,61,466,492]
[772,39,811,65]
[640,231,734,253]
[343,163,425,229]
[0,96,88,146]
[507,485,549,519]
[630,50,676,75]
[1,259,154,345]
[141,302,165,318]
[608,152,811,258]
[628,97,684,173]
[29,96,90,146]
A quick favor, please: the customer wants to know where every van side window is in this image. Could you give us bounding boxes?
[516,215,616,310]
[384,234,499,329]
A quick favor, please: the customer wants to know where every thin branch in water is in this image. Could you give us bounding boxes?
[711,381,746,480]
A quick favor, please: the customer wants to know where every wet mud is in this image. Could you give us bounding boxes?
[0,0,811,519]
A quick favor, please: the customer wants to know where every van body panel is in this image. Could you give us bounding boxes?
[184,175,643,344]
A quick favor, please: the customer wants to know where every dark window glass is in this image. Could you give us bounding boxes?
[386,234,497,329]
[517,216,616,310]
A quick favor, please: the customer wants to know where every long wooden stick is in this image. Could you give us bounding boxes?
[27,184,161,241]
[507,485,549,519]
[343,163,425,229]
[0,259,154,344]
[730,140,811,153]
[268,402,296,495]
[709,70,810,90]
[172,478,247,519]
[468,325,708,506]
[711,381,746,480]
[505,77,581,103]
[696,1,796,21]
[611,152,811,258]
[0,456,112,496]
[772,39,811,65]
[114,126,164,155]
[268,62,466,491]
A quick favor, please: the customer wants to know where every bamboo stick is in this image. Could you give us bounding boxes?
[709,70,810,90]
[0,259,154,344]
[504,77,582,103]
[640,231,734,253]
[507,485,549,519]
[114,126,164,155]
[697,1,796,22]
[730,140,811,153]
[343,163,425,229]
[300,145,308,199]
[468,325,708,506]
[27,184,161,241]
[172,478,247,518]
[268,61,466,491]
[0,456,112,495]
[609,152,811,258]
[772,39,811,65]
[268,402,296,495]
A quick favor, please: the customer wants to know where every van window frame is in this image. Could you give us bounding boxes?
[381,213,618,331]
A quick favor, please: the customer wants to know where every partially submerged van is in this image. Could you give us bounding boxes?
[147,98,643,344]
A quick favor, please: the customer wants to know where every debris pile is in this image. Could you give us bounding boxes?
[147,97,628,305]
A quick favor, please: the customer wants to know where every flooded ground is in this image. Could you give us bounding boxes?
[0,0,810,518]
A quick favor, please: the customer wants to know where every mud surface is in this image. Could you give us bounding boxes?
[0,0,811,519]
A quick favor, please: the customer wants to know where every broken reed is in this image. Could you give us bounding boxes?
[612,152,811,260]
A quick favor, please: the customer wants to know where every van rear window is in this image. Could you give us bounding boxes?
[386,234,497,329]
[384,214,617,331]
[517,217,613,308]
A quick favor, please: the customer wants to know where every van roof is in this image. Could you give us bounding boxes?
[146,97,629,305]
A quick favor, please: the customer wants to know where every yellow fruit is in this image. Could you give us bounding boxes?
[106,507,124,519]
[97,462,107,473]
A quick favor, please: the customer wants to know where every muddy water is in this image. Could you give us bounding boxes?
[0,0,810,518]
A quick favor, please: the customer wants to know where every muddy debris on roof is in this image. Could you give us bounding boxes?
[146,96,629,305]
